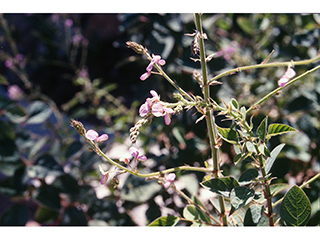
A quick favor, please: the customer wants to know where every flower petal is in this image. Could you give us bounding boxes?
[137,155,147,161]
[140,72,150,81]
[166,173,176,182]
[139,102,150,117]
[96,134,109,142]
[158,59,166,65]
[150,90,160,100]
[164,113,171,125]
[278,77,289,87]
[129,147,139,158]
[151,102,165,117]
[163,182,171,188]
[284,68,296,78]
[86,129,99,140]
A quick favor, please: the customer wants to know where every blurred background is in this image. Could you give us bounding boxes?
[0,13,319,226]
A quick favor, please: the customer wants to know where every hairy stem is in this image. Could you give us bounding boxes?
[194,13,227,226]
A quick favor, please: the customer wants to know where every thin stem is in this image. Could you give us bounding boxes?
[90,140,213,178]
[273,173,320,208]
[208,54,320,85]
[246,64,320,114]
[194,13,227,226]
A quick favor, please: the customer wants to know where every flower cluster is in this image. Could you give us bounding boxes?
[140,54,166,81]
[139,90,174,125]
[278,67,296,87]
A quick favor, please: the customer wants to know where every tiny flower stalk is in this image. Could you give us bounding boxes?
[194,13,227,226]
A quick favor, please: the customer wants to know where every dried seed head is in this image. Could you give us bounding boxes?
[70,119,86,136]
[126,41,147,54]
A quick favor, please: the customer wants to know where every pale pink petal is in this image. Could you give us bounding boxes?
[164,107,174,114]
[278,77,289,87]
[163,182,171,188]
[137,155,147,161]
[146,62,154,72]
[139,102,150,117]
[140,72,151,81]
[100,174,108,185]
[157,59,166,65]
[86,129,98,140]
[166,173,176,182]
[164,113,171,125]
[284,68,296,78]
[129,147,139,158]
[96,134,109,142]
[150,90,160,100]
[151,102,165,117]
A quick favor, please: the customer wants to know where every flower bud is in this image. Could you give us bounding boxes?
[126,41,147,54]
[70,119,86,136]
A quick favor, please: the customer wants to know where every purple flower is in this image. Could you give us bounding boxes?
[164,173,176,188]
[278,67,296,87]
[129,147,147,161]
[7,85,24,100]
[85,129,109,142]
[65,19,73,27]
[140,54,166,81]
[139,90,174,125]
[99,165,109,185]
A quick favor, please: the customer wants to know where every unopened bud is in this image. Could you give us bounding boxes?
[70,119,86,136]
[126,41,147,54]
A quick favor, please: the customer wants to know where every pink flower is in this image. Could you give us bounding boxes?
[119,157,130,164]
[99,165,109,185]
[278,67,296,87]
[129,147,147,161]
[139,90,174,125]
[164,173,176,188]
[7,85,24,100]
[85,129,109,142]
[140,54,166,81]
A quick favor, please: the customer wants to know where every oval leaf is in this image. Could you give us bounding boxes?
[148,216,180,226]
[280,185,311,226]
[244,204,264,226]
[216,126,239,145]
[265,143,285,174]
[267,123,296,139]
[239,168,260,185]
[26,101,52,124]
[230,186,255,215]
[201,177,239,198]
[256,117,268,142]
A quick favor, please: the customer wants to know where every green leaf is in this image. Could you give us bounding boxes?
[270,183,289,196]
[32,184,61,211]
[230,98,239,110]
[267,123,296,139]
[4,104,27,124]
[234,151,251,165]
[216,126,239,145]
[201,177,239,198]
[239,168,260,185]
[230,186,255,215]
[256,117,268,142]
[27,154,64,179]
[244,204,264,226]
[148,216,180,226]
[265,143,285,174]
[121,174,162,203]
[0,204,29,226]
[26,101,52,124]
[34,205,60,224]
[183,204,211,225]
[280,185,311,226]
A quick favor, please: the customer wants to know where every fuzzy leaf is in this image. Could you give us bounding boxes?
[244,204,264,226]
[229,186,255,215]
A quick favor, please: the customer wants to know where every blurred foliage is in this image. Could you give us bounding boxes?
[0,13,319,226]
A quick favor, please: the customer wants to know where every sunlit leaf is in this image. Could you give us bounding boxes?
[244,204,264,226]
[201,177,239,198]
[230,186,255,215]
[256,117,268,142]
[265,143,285,174]
[148,216,179,226]
[216,126,239,145]
[267,124,296,139]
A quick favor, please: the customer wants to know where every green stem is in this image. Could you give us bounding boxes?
[246,64,320,114]
[273,173,320,208]
[208,54,320,85]
[194,13,227,226]
[90,140,213,178]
